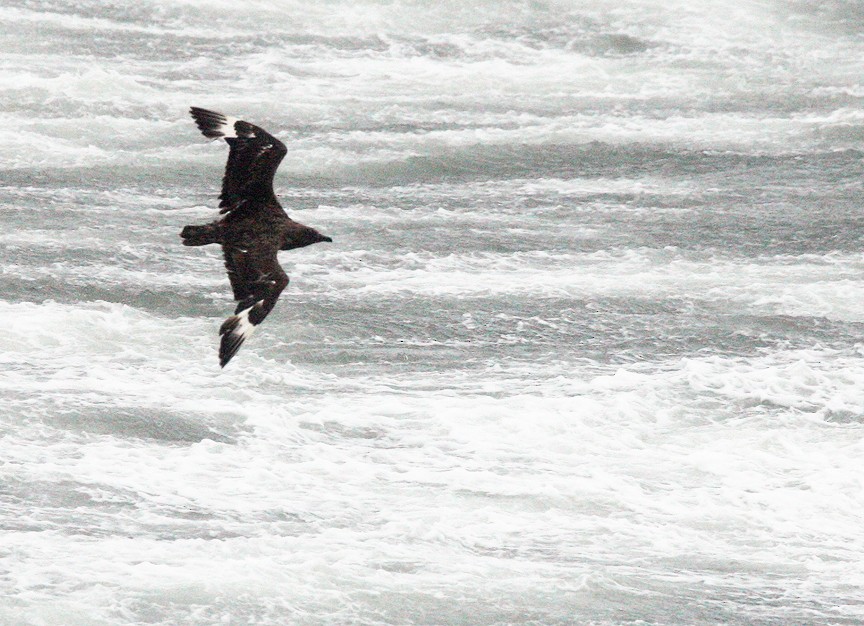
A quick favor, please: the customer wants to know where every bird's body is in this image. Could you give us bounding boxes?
[183,107,331,367]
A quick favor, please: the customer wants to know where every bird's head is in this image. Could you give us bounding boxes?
[283,227,333,251]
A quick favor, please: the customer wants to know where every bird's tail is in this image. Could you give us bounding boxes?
[180,223,222,246]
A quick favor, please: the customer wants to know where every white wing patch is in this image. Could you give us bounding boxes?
[232,304,258,341]
[210,113,241,139]
[219,300,264,367]
[221,116,241,138]
[191,107,260,143]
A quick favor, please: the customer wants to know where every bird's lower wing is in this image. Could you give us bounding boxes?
[219,248,289,367]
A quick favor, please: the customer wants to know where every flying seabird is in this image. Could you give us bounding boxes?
[182,107,332,367]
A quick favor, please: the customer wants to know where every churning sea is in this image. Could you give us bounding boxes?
[1,1,864,624]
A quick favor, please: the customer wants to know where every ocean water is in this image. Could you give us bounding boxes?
[1,1,864,624]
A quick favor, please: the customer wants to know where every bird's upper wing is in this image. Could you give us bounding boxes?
[190,107,288,216]
[219,243,290,367]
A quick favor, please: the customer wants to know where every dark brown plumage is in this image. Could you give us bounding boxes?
[183,107,332,367]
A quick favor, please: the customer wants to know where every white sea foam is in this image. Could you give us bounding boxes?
[296,248,864,321]
[3,339,863,623]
